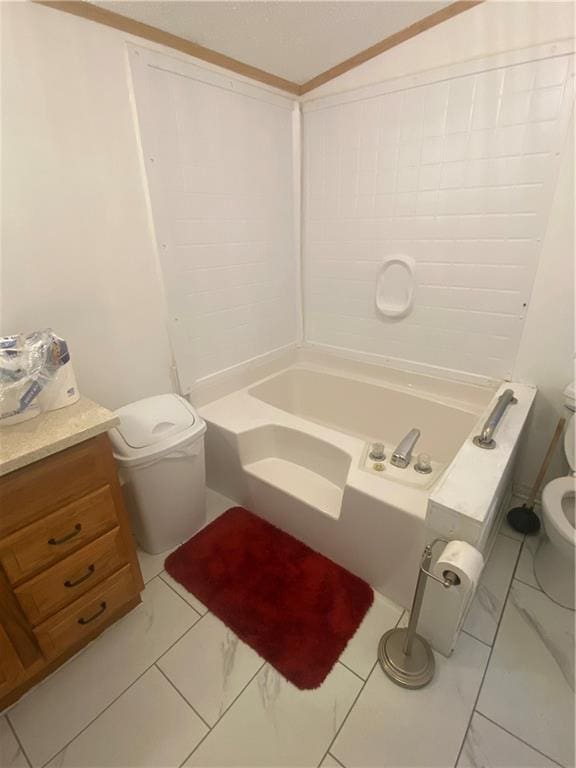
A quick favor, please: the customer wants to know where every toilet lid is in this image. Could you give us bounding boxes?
[542,476,576,544]
[564,415,575,472]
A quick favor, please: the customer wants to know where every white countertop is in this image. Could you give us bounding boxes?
[0,397,119,477]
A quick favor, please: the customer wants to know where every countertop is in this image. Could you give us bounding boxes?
[0,397,119,477]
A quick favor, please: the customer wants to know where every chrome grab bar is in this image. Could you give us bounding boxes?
[473,388,517,449]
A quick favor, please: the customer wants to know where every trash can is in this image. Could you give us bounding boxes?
[109,394,207,554]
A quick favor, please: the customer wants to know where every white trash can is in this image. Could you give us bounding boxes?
[109,394,207,554]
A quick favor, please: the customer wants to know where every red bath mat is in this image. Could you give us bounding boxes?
[165,507,373,689]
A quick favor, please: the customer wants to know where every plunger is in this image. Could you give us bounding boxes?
[507,417,566,535]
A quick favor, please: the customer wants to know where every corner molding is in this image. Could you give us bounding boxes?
[298,1,485,94]
[34,0,483,97]
[33,0,301,95]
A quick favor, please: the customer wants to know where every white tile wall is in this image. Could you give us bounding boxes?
[130,50,299,392]
[303,54,575,378]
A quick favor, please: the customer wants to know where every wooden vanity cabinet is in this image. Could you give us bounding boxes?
[0,433,144,711]
[0,623,25,701]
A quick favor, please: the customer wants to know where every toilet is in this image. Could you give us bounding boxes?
[534,382,576,609]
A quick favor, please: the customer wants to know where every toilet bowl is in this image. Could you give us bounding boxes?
[534,383,576,610]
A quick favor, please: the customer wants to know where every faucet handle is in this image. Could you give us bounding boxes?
[369,442,386,461]
[414,452,432,474]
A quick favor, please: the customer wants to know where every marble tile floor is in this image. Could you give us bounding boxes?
[1,493,573,768]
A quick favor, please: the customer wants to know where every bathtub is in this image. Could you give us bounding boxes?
[199,352,536,654]
[250,367,482,468]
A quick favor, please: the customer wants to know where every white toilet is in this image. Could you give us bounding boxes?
[534,382,576,609]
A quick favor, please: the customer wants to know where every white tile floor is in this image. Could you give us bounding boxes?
[1,494,573,768]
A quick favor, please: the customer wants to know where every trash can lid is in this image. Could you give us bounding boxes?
[110,394,205,458]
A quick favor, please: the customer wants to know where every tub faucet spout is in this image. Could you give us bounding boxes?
[391,428,421,468]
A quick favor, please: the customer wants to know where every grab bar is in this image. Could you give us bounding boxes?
[473,389,517,449]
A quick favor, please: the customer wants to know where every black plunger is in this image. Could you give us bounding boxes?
[507,417,566,535]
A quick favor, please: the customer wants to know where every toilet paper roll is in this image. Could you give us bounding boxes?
[38,361,80,412]
[433,540,484,593]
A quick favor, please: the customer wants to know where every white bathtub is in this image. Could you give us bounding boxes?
[199,352,536,653]
[249,367,482,466]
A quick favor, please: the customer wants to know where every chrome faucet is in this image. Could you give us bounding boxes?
[391,428,421,468]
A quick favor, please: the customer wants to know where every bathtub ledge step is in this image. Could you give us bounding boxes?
[243,457,343,520]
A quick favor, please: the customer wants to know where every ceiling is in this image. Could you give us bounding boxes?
[92,1,453,84]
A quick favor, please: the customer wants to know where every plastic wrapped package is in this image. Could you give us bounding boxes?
[0,330,80,426]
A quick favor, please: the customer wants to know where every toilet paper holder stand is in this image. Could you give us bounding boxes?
[378,538,460,689]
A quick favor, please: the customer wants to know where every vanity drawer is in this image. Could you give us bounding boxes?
[34,565,138,659]
[0,486,118,585]
[14,528,126,626]
[0,435,112,538]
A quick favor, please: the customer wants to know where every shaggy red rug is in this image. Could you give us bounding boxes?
[165,507,373,689]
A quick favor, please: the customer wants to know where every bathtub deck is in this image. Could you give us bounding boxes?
[3,490,573,768]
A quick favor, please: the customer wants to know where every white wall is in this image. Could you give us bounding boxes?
[303,1,575,101]
[129,48,298,394]
[1,2,174,410]
[302,49,574,380]
[513,117,575,491]
[1,1,298,410]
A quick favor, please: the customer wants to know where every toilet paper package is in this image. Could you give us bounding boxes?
[433,540,484,593]
[0,330,80,426]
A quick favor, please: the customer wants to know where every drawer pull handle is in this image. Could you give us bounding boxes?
[48,524,82,546]
[78,601,107,625]
[64,564,95,588]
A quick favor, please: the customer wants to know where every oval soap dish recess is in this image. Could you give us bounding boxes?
[375,255,415,319]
